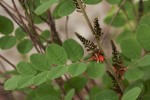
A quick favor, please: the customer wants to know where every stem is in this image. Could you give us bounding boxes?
[121,7,134,32]
[0,61,7,72]
[138,0,144,21]
[2,0,43,32]
[0,55,16,69]
[65,16,69,39]
[47,10,62,45]
[101,0,127,44]
[129,0,138,23]
[76,0,125,93]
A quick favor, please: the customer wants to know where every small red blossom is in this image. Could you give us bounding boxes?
[90,50,105,63]
[113,67,127,79]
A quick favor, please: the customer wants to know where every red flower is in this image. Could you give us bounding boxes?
[90,50,105,63]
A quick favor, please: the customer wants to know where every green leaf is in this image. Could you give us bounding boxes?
[0,15,14,35]
[144,80,150,95]
[124,68,144,81]
[136,24,150,51]
[35,84,60,100]
[40,30,50,42]
[64,76,88,92]
[141,95,150,100]
[35,0,58,15]
[33,71,48,86]
[123,1,135,20]
[30,53,51,71]
[102,73,113,89]
[139,14,150,26]
[94,90,119,100]
[106,0,120,4]
[104,13,126,27]
[47,65,67,79]
[64,89,75,100]
[90,86,101,100]
[17,75,34,88]
[26,91,37,100]
[116,30,135,44]
[143,0,150,15]
[83,0,102,4]
[40,0,49,3]
[68,63,87,77]
[124,81,143,93]
[52,1,62,19]
[58,0,76,17]
[46,43,68,65]
[120,53,131,66]
[17,39,33,54]
[15,27,26,40]
[122,87,141,100]
[17,62,37,75]
[63,39,84,61]
[86,62,105,79]
[142,68,150,81]
[138,55,150,66]
[120,38,142,59]
[0,36,16,50]
[4,75,22,90]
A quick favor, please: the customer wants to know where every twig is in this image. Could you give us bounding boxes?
[0,61,7,71]
[129,0,138,23]
[0,2,23,29]
[47,10,62,45]
[0,55,16,69]
[138,0,144,21]
[65,16,69,39]
[2,0,43,32]
[76,0,125,93]
[101,0,127,44]
[121,7,134,31]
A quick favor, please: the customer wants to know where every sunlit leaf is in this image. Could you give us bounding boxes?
[136,24,150,51]
[86,62,105,79]
[30,53,51,71]
[120,38,142,59]
[122,87,141,100]
[63,39,84,61]
[68,63,87,77]
[4,75,22,90]
[94,90,118,100]
[17,62,37,75]
[0,36,16,50]
[17,39,33,54]
[47,65,67,79]
[64,89,75,100]
[46,43,68,65]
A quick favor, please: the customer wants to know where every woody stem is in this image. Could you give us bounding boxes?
[76,0,125,93]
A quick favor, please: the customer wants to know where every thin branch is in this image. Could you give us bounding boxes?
[121,7,134,31]
[101,0,127,44]
[76,0,125,93]
[12,0,29,32]
[0,2,23,29]
[0,55,16,69]
[138,0,144,21]
[2,0,43,32]
[0,61,7,71]
[47,10,62,45]
[0,1,42,53]
[129,0,138,23]
[65,16,69,39]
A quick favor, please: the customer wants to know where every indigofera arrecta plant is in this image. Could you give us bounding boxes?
[0,0,150,100]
